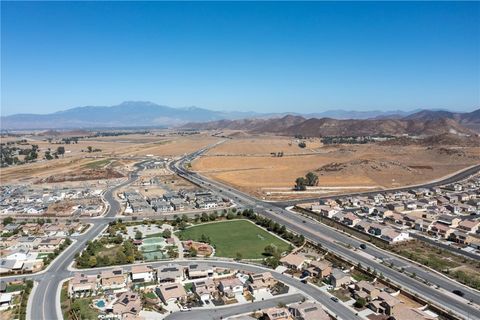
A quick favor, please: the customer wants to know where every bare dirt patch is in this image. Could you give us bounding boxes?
[192,140,480,200]
[36,168,124,183]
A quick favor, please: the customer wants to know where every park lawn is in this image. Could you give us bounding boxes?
[178,220,291,259]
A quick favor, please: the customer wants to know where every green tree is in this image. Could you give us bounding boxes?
[88,256,97,267]
[57,146,65,156]
[135,230,143,240]
[162,229,171,238]
[2,216,14,226]
[294,177,307,191]
[44,151,53,160]
[354,297,366,308]
[264,244,278,257]
[305,172,319,186]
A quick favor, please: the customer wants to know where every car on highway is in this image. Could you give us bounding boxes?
[359,244,367,250]
[331,296,339,302]
[452,289,464,297]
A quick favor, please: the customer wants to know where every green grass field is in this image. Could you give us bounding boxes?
[178,220,290,259]
[83,158,111,169]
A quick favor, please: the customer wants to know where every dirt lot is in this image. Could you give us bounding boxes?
[0,132,220,184]
[207,133,323,155]
[192,136,480,199]
[391,240,480,290]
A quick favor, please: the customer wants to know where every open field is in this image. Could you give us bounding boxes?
[391,240,480,290]
[207,133,323,155]
[0,132,220,184]
[177,220,291,259]
[193,136,480,199]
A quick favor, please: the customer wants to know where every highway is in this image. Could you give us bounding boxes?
[3,148,479,320]
[169,147,480,319]
[3,159,358,320]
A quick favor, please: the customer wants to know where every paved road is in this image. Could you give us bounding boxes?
[170,149,480,319]
[24,169,140,320]
[165,294,305,320]
[4,149,480,320]
[71,259,358,320]
[5,159,356,320]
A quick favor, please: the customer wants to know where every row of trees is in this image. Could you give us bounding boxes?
[75,237,142,268]
[240,208,305,247]
[294,172,319,191]
[43,238,72,266]
[0,144,67,167]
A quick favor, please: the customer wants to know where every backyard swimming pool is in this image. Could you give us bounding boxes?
[95,299,105,308]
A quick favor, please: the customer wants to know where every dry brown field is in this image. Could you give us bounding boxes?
[0,132,220,184]
[192,135,480,200]
[207,133,323,155]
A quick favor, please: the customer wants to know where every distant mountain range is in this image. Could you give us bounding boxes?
[1,101,478,136]
[0,101,260,130]
[183,109,480,137]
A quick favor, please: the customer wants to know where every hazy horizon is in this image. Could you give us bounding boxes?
[2,2,479,115]
[2,100,478,118]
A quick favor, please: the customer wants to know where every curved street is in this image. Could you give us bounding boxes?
[170,147,480,319]
[3,150,479,320]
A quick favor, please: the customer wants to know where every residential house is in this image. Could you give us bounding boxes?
[131,265,155,283]
[368,224,384,236]
[343,212,361,226]
[353,281,380,301]
[311,205,338,218]
[248,272,277,294]
[156,283,187,304]
[112,291,142,317]
[457,220,480,234]
[100,269,126,290]
[306,260,332,279]
[193,278,216,300]
[68,273,97,297]
[378,291,402,316]
[436,215,461,227]
[429,222,454,239]
[157,264,184,283]
[465,234,480,249]
[380,229,410,243]
[37,238,64,252]
[329,269,351,288]
[186,263,213,279]
[448,230,468,244]
[218,277,244,298]
[262,307,292,320]
[289,302,330,320]
[280,253,308,270]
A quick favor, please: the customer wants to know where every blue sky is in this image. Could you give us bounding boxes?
[1,1,479,115]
